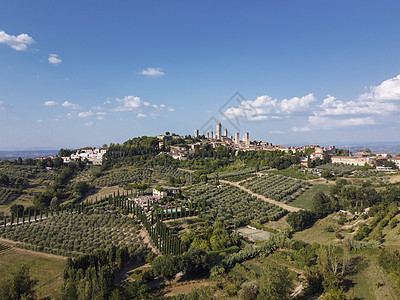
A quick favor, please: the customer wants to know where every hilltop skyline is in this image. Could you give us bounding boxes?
[1,1,400,150]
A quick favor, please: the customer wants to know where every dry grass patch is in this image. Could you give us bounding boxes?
[0,245,66,299]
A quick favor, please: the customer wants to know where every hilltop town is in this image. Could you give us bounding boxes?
[1,131,400,299]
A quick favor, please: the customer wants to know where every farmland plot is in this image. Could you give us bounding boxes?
[240,175,309,202]
[187,183,287,227]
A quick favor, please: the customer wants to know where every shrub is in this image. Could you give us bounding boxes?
[286,210,317,232]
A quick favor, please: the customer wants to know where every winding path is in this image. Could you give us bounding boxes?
[220,180,301,212]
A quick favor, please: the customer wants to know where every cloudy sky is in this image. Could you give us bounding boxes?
[1,1,400,150]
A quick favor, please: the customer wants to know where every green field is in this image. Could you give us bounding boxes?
[346,255,400,300]
[289,184,330,210]
[293,213,342,244]
[382,214,400,250]
[0,242,66,299]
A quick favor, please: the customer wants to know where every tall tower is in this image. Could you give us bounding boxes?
[245,132,250,145]
[235,132,240,145]
[194,129,199,138]
[210,131,214,139]
[216,123,222,140]
[224,128,228,137]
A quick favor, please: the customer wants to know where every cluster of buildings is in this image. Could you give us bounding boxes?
[185,123,336,158]
[159,122,400,171]
[160,122,338,161]
[129,186,181,211]
[194,123,253,148]
[331,151,400,169]
[193,123,339,154]
[62,148,107,165]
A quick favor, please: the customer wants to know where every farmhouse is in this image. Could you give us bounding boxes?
[389,157,400,169]
[153,186,180,199]
[64,148,107,165]
[130,195,154,211]
[331,156,370,166]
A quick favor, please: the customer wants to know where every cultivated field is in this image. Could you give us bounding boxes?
[0,211,143,256]
[187,183,287,227]
[240,174,309,203]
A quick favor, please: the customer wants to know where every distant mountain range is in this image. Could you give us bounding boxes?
[334,142,400,156]
[0,150,58,161]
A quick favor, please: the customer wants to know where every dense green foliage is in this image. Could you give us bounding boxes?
[317,163,357,176]
[33,160,87,208]
[103,136,160,166]
[60,245,130,300]
[0,265,38,300]
[181,221,241,253]
[286,210,317,231]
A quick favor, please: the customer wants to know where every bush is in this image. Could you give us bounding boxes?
[238,281,259,300]
[286,210,317,232]
[390,218,399,229]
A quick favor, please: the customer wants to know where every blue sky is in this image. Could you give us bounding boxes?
[1,1,400,150]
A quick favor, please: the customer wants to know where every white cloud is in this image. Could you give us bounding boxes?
[140,67,165,76]
[44,100,58,106]
[318,94,399,116]
[222,94,314,121]
[269,130,285,134]
[48,54,62,65]
[359,74,400,100]
[96,112,107,116]
[293,115,376,132]
[278,93,316,113]
[85,121,93,127]
[292,126,311,132]
[111,95,175,115]
[113,96,142,112]
[0,30,35,51]
[0,100,13,111]
[137,113,146,118]
[62,101,81,110]
[292,75,400,132]
[78,111,93,118]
